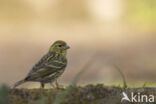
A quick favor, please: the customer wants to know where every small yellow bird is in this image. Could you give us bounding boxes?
[12,40,70,88]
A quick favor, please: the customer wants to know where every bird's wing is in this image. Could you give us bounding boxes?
[25,52,54,80]
[24,52,66,81]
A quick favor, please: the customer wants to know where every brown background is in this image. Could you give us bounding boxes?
[0,0,156,87]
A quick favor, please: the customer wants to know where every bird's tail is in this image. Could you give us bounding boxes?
[11,79,25,88]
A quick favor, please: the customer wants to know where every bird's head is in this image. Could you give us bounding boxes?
[49,40,70,55]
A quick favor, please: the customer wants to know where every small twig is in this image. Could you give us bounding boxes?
[113,64,127,88]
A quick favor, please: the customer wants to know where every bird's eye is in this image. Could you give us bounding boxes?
[58,45,62,47]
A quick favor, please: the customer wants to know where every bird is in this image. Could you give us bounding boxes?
[12,40,70,88]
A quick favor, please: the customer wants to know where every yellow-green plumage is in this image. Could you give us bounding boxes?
[12,40,70,88]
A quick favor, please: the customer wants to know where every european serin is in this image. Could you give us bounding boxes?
[12,40,70,88]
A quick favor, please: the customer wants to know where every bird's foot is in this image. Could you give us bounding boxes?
[55,81,64,89]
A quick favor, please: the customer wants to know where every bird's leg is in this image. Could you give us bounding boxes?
[55,80,59,89]
[50,81,55,89]
[50,80,63,89]
[41,82,45,88]
[55,80,64,89]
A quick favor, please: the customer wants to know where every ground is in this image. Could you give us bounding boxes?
[9,84,156,104]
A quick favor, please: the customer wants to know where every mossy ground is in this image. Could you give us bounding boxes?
[9,84,156,104]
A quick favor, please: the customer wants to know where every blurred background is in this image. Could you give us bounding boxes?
[0,0,156,88]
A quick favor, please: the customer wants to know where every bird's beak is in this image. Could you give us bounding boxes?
[65,45,70,49]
